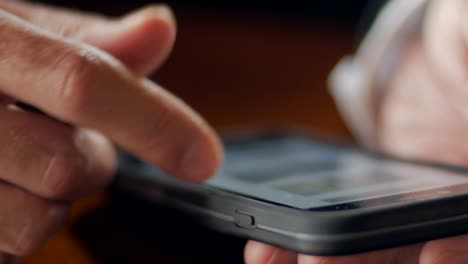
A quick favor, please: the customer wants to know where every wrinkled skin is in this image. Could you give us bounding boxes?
[244,1,468,263]
[0,1,223,262]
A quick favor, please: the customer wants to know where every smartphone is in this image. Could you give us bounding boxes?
[113,132,468,256]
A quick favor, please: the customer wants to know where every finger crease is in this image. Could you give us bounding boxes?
[42,155,58,185]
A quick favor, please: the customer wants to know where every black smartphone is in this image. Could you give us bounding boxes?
[113,132,468,256]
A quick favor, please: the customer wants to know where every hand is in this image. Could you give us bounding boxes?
[0,1,222,262]
[244,0,468,263]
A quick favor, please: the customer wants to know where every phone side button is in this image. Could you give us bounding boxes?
[234,210,256,230]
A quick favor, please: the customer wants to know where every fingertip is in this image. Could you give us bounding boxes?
[421,249,468,264]
[130,4,177,31]
[430,254,468,264]
[244,241,276,264]
[122,4,177,48]
[298,255,359,264]
[118,4,176,75]
[180,127,224,182]
[298,255,324,264]
[420,236,468,264]
[84,4,177,76]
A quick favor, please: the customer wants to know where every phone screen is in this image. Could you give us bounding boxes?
[205,136,468,210]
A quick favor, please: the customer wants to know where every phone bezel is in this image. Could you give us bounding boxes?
[114,132,468,255]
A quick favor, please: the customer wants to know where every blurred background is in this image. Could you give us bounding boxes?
[21,1,378,263]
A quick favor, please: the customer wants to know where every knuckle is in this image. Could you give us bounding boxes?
[54,49,107,122]
[13,203,69,256]
[41,147,85,199]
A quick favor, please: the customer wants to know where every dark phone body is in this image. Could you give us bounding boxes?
[113,133,468,256]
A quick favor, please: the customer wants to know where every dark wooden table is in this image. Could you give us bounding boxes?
[22,8,354,263]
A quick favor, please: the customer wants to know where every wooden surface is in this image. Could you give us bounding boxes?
[22,8,355,264]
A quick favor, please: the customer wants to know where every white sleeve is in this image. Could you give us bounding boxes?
[328,0,429,149]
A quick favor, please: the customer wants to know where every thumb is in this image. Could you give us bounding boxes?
[420,236,468,264]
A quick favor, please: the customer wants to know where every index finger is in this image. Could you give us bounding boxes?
[0,11,223,182]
